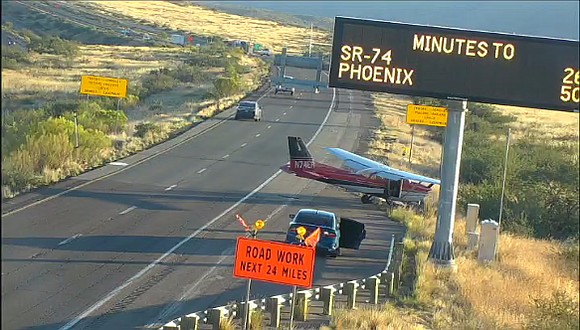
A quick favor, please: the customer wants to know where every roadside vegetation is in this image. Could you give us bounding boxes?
[85,0,331,54]
[324,93,579,329]
[1,2,136,46]
[2,26,269,199]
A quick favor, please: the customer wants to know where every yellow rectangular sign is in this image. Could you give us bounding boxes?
[80,75,128,98]
[406,104,448,127]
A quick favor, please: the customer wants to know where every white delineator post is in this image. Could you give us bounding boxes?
[428,99,467,267]
[478,219,500,262]
[466,203,480,250]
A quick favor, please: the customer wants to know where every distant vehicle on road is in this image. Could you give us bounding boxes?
[235,101,262,121]
[275,84,295,96]
[255,48,273,56]
[170,34,186,46]
[285,208,366,257]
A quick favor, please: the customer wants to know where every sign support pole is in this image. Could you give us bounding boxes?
[289,230,306,330]
[289,285,298,329]
[73,111,80,148]
[242,229,257,330]
[408,125,415,166]
[428,99,467,268]
[242,278,252,330]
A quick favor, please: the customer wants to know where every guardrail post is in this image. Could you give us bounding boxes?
[367,276,380,304]
[394,242,405,291]
[267,296,282,327]
[295,291,309,321]
[345,281,359,309]
[321,287,335,316]
[207,308,223,330]
[380,271,395,297]
[235,302,245,319]
[180,314,200,330]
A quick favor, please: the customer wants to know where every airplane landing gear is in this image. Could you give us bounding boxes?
[361,194,373,204]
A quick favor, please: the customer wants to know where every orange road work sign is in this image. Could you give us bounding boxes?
[233,237,316,288]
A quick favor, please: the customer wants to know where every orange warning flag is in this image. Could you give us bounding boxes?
[304,227,321,248]
[235,213,250,231]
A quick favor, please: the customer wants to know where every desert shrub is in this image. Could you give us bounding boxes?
[170,63,212,83]
[1,108,49,157]
[73,102,128,134]
[1,46,30,69]
[43,99,81,117]
[134,122,161,138]
[527,290,579,330]
[455,101,578,239]
[140,71,178,97]
[28,35,79,57]
[213,77,240,98]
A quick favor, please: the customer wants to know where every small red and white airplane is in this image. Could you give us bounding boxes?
[280,136,440,206]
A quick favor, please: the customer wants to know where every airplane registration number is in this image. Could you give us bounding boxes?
[292,160,315,169]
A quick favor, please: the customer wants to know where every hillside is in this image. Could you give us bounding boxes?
[86,0,331,54]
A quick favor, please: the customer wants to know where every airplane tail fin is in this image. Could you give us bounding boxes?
[288,136,315,170]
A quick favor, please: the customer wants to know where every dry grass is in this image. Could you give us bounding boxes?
[89,1,329,54]
[496,104,580,141]
[2,45,187,103]
[328,303,426,330]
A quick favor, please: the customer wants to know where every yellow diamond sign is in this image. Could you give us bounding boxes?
[406,104,448,127]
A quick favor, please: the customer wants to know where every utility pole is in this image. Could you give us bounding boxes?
[428,99,467,268]
[308,22,313,57]
[498,128,511,228]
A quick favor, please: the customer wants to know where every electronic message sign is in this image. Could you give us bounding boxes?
[329,17,579,112]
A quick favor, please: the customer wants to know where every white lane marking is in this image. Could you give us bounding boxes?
[275,118,280,122]
[267,125,271,129]
[289,106,293,109]
[164,184,177,191]
[58,234,82,246]
[146,247,235,328]
[119,206,137,215]
[283,112,287,115]
[196,168,207,174]
[2,87,274,219]
[264,204,289,223]
[255,133,261,137]
[57,87,336,330]
[109,162,128,166]
[222,154,230,159]
[240,143,247,148]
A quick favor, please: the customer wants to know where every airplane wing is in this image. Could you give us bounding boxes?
[326,148,384,171]
[356,168,440,185]
[326,147,440,185]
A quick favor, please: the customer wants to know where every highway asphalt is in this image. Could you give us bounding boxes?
[1,67,405,330]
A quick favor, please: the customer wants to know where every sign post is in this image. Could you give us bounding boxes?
[233,225,315,329]
[234,215,265,330]
[288,226,307,330]
[427,99,466,267]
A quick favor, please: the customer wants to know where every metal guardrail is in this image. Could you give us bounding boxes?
[159,233,402,329]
